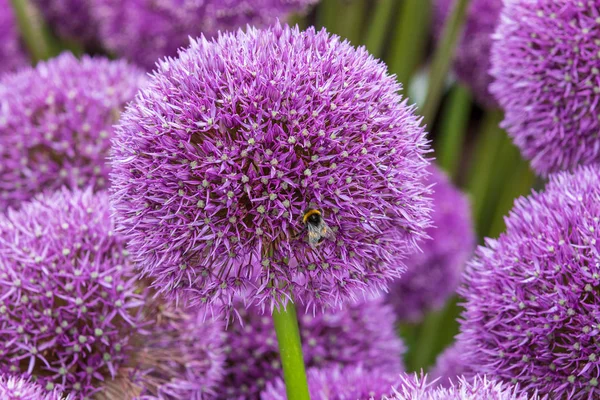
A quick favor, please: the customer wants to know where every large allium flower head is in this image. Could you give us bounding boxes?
[262,365,401,400]
[0,375,67,400]
[430,342,473,388]
[110,23,432,314]
[434,0,502,106]
[459,165,600,398]
[32,0,99,46]
[386,164,474,322]
[0,52,145,209]
[390,374,537,399]
[221,297,405,398]
[0,0,28,74]
[490,0,600,175]
[0,188,145,397]
[94,0,319,69]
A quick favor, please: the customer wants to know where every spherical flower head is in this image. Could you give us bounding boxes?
[0,0,28,74]
[490,1,600,175]
[390,374,537,399]
[220,297,405,398]
[110,24,432,314]
[430,342,473,389]
[434,0,502,107]
[386,165,474,323]
[94,0,319,69]
[0,375,68,400]
[32,0,99,46]
[459,165,600,398]
[0,52,145,210]
[262,365,402,400]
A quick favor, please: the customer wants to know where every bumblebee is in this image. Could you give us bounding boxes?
[301,209,335,248]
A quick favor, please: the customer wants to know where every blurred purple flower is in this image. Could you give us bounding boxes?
[0,188,224,399]
[0,0,28,74]
[429,342,473,389]
[110,24,432,314]
[386,165,474,323]
[94,0,318,69]
[220,297,404,398]
[0,375,67,400]
[262,364,401,400]
[459,165,600,398]
[490,0,600,175]
[32,0,99,46]
[434,0,502,107]
[0,53,145,210]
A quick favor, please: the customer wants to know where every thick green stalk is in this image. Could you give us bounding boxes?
[410,308,445,370]
[363,0,395,57]
[436,85,472,180]
[421,0,471,126]
[9,0,56,62]
[318,0,366,44]
[272,302,310,400]
[388,0,431,88]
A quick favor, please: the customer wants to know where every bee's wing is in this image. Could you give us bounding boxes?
[321,222,336,240]
[307,224,322,247]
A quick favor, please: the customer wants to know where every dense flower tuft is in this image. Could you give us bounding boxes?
[0,0,28,74]
[0,375,67,400]
[386,165,474,322]
[459,165,600,398]
[490,0,600,175]
[220,297,404,398]
[0,188,224,399]
[434,0,502,106]
[110,24,432,313]
[429,342,473,388]
[94,0,319,69]
[262,365,401,400]
[32,0,99,46]
[0,52,145,210]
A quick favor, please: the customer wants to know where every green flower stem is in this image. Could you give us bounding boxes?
[272,302,310,400]
[9,0,57,62]
[363,0,395,57]
[318,0,366,44]
[421,0,471,126]
[388,0,431,88]
[436,85,472,180]
[410,308,445,370]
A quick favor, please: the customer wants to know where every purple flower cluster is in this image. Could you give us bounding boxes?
[110,24,432,314]
[0,188,225,399]
[386,165,474,322]
[32,0,99,46]
[93,0,318,69]
[262,365,401,400]
[220,297,404,398]
[0,53,145,210]
[0,0,28,74]
[430,342,473,389]
[434,0,502,107]
[0,375,67,400]
[459,165,600,398]
[490,0,600,175]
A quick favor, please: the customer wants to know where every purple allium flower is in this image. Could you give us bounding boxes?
[0,188,224,399]
[386,165,474,323]
[434,0,502,106]
[489,1,600,175]
[0,0,28,74]
[261,365,401,400]
[458,165,600,398]
[390,374,537,399]
[31,0,99,46]
[110,24,432,314]
[220,297,405,398]
[94,0,318,70]
[429,342,473,389]
[0,375,67,400]
[0,52,145,210]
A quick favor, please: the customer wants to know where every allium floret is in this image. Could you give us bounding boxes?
[0,375,67,400]
[490,0,600,175]
[459,165,600,398]
[434,0,502,106]
[0,0,28,74]
[429,342,473,388]
[386,165,474,322]
[94,0,319,69]
[220,297,404,398]
[110,23,432,314]
[261,365,401,400]
[0,52,145,209]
